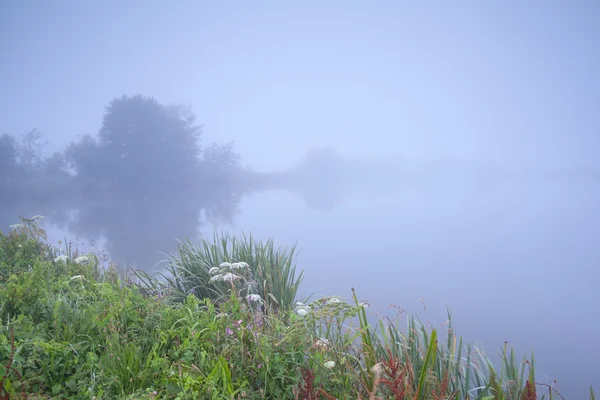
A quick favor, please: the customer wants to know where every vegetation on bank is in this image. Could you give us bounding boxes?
[0,217,595,399]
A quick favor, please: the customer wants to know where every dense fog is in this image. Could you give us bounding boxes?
[1,2,599,397]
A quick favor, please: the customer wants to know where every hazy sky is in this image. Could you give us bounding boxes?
[2,1,599,397]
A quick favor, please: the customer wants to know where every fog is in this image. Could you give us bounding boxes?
[1,1,599,398]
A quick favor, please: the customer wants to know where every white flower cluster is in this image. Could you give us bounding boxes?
[230,262,249,270]
[53,255,93,265]
[323,361,335,369]
[315,338,330,348]
[219,261,249,270]
[209,261,251,284]
[209,272,241,283]
[294,301,311,316]
[246,294,263,303]
[326,297,341,305]
[74,256,90,265]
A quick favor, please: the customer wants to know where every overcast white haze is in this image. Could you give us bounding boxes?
[2,1,599,398]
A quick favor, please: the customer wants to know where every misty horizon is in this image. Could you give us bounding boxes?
[1,1,599,398]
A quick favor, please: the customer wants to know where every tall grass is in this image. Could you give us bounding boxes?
[135,231,306,313]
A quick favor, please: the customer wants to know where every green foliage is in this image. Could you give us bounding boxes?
[0,216,49,279]
[0,219,595,399]
[137,231,306,314]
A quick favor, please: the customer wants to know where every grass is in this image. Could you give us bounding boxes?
[136,231,306,314]
[0,216,595,399]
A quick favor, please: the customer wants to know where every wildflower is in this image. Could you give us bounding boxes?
[358,302,370,309]
[254,313,264,328]
[247,294,262,303]
[31,215,44,221]
[226,327,234,335]
[324,361,335,369]
[326,297,341,305]
[220,262,232,268]
[296,301,304,307]
[9,224,23,230]
[74,256,89,264]
[54,255,69,263]
[296,308,309,317]
[221,273,240,282]
[208,267,220,275]
[315,338,330,348]
[231,262,249,270]
[209,274,224,283]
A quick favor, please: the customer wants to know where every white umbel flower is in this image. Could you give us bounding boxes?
[221,273,240,282]
[74,256,89,264]
[219,262,232,268]
[296,308,309,316]
[210,273,241,283]
[231,262,249,270]
[323,361,335,369]
[208,267,220,275]
[54,255,69,263]
[247,294,262,302]
[315,338,330,348]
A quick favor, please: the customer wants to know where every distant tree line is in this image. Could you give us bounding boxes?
[0,95,245,269]
[0,95,351,269]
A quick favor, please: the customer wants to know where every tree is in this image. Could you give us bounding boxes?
[0,131,73,231]
[62,95,243,269]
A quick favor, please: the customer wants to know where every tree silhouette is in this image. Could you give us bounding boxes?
[59,95,243,269]
[0,130,73,231]
[0,94,346,269]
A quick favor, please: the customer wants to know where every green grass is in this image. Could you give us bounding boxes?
[0,217,595,399]
[136,231,307,315]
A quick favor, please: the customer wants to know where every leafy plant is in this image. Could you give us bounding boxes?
[137,231,307,314]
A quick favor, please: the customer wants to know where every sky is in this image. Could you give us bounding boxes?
[2,1,600,397]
